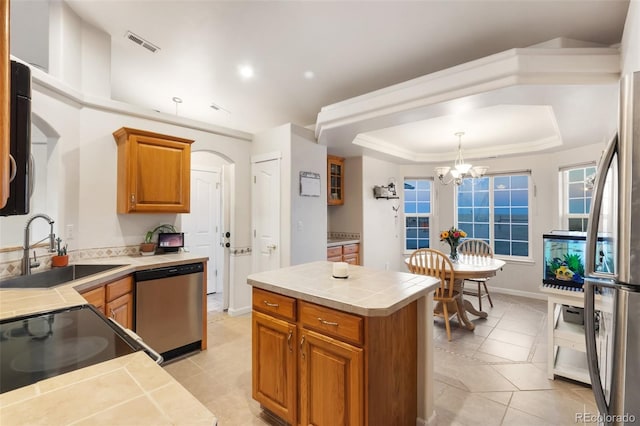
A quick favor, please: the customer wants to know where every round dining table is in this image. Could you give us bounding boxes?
[405,253,506,330]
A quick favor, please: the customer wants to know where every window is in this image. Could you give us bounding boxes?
[457,174,530,258]
[562,165,596,232]
[404,179,432,251]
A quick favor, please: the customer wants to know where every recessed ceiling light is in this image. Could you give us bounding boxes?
[238,65,254,79]
[303,70,315,80]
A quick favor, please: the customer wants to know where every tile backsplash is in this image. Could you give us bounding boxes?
[0,245,140,279]
[327,232,360,240]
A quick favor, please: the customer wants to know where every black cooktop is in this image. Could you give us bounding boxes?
[0,305,143,394]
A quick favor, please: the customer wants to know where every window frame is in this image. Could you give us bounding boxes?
[455,172,533,261]
[403,177,434,254]
[560,163,597,232]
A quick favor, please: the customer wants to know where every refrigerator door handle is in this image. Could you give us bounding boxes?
[584,279,615,423]
[585,133,617,278]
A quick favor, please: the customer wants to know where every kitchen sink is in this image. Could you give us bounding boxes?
[0,264,127,289]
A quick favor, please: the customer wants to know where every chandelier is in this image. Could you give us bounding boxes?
[434,132,488,186]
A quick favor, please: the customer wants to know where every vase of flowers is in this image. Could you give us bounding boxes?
[440,226,467,262]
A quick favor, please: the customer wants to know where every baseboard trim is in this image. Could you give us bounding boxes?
[227,306,251,316]
[487,286,547,301]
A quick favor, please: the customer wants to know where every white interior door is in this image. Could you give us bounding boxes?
[252,157,280,273]
[184,168,222,294]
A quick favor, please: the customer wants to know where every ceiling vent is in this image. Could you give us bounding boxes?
[125,31,160,53]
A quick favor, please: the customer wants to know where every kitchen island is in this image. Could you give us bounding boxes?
[0,253,216,425]
[247,261,440,426]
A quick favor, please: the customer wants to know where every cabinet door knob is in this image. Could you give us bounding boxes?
[287,330,293,352]
[267,244,277,250]
[130,193,136,205]
[300,335,306,359]
[263,300,279,308]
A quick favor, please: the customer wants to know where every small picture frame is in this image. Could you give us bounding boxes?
[300,171,321,197]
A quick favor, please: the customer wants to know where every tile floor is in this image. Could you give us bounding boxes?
[165,292,597,425]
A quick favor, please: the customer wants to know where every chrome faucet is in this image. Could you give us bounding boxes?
[22,214,56,275]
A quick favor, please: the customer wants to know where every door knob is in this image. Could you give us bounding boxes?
[267,244,277,250]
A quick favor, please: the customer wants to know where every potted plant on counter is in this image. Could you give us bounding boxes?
[140,224,177,256]
[51,237,69,267]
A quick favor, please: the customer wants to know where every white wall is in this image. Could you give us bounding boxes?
[48,1,82,89]
[80,21,111,98]
[361,156,403,271]
[621,0,640,75]
[252,123,327,267]
[290,126,327,265]
[9,0,49,71]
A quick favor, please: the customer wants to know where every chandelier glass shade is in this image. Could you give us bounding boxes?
[435,132,488,186]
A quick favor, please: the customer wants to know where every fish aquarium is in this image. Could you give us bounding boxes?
[542,231,615,290]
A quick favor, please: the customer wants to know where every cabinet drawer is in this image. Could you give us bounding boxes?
[253,288,296,322]
[327,246,342,258]
[81,286,105,313]
[343,253,359,265]
[342,243,359,255]
[300,301,363,346]
[106,276,133,301]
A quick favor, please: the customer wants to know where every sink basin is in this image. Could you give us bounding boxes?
[0,264,127,289]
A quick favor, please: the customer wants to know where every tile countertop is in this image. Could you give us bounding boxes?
[0,252,216,425]
[326,238,360,247]
[0,253,208,320]
[247,261,439,317]
[0,352,215,425]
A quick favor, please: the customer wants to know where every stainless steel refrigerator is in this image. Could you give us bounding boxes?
[584,71,640,426]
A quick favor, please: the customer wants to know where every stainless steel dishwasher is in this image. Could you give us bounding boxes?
[134,262,204,362]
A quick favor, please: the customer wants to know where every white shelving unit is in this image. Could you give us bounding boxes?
[542,286,599,385]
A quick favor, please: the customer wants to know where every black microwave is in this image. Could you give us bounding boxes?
[0,60,31,216]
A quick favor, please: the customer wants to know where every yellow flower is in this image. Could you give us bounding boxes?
[460,231,467,238]
[441,231,449,239]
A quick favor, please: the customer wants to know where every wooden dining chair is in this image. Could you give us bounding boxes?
[408,248,461,341]
[458,239,494,310]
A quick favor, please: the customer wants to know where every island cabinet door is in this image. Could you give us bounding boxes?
[299,329,363,426]
[252,311,297,425]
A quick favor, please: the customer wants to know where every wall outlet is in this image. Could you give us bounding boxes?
[66,224,74,240]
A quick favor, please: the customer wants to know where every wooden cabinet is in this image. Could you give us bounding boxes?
[252,287,416,426]
[327,155,344,205]
[252,311,298,424]
[81,286,106,315]
[80,275,134,329]
[327,243,360,265]
[113,127,194,214]
[300,329,363,426]
[0,0,9,209]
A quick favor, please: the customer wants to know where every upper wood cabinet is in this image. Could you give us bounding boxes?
[327,155,344,205]
[113,127,193,213]
[0,0,10,209]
